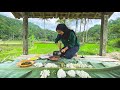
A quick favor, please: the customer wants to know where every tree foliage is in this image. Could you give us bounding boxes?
[0,14,120,46]
[77,18,120,44]
[0,15,57,41]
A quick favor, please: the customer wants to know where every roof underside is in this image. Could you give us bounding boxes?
[12,12,114,19]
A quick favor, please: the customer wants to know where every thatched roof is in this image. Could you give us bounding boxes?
[12,12,114,19]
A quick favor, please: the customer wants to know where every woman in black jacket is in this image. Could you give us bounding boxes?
[55,24,80,59]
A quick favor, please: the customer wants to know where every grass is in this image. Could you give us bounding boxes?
[0,41,120,62]
[29,43,58,54]
[0,40,22,44]
[0,41,59,62]
[0,45,22,62]
[79,43,99,55]
[79,43,120,55]
[108,38,120,48]
[107,45,120,53]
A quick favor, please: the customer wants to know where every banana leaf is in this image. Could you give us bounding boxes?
[0,59,120,78]
[0,69,32,78]
[0,65,120,78]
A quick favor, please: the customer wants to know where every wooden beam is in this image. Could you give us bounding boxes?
[94,12,98,18]
[23,12,28,55]
[12,12,114,19]
[99,13,108,56]
[67,12,70,19]
[81,12,84,19]
[55,12,58,18]
[43,12,45,19]
[32,12,34,17]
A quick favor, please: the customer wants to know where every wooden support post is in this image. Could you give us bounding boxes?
[23,12,28,55]
[99,13,108,56]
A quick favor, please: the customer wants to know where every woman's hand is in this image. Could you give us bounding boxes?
[61,48,66,53]
[61,47,68,53]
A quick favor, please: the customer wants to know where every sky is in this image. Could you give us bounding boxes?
[0,12,120,32]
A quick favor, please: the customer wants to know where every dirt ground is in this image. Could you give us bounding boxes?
[106,52,120,60]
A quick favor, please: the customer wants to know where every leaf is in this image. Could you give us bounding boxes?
[0,69,32,78]
[1,58,120,78]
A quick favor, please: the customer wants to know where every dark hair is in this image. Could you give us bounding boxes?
[56,24,71,40]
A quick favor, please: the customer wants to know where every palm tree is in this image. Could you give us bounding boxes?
[85,19,92,42]
[40,18,50,41]
[56,18,66,24]
[79,19,82,32]
[80,18,84,32]
[82,18,86,43]
[43,19,46,41]
[85,22,88,42]
[82,18,92,43]
[75,19,79,33]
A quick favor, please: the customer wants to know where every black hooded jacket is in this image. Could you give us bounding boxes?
[55,24,80,48]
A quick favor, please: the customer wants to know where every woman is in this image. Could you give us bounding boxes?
[55,24,80,59]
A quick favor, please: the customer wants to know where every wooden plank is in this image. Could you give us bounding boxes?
[23,12,28,55]
[100,13,108,56]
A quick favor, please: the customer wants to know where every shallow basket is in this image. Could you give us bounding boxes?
[17,60,35,67]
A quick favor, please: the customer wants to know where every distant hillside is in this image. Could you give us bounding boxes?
[1,14,120,45]
[77,18,120,43]
[0,15,57,41]
[88,18,120,40]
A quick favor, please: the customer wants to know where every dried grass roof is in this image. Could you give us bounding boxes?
[12,12,114,19]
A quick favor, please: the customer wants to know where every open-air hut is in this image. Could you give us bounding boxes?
[12,12,114,56]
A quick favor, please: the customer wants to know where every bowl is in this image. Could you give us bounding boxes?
[48,56,60,61]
